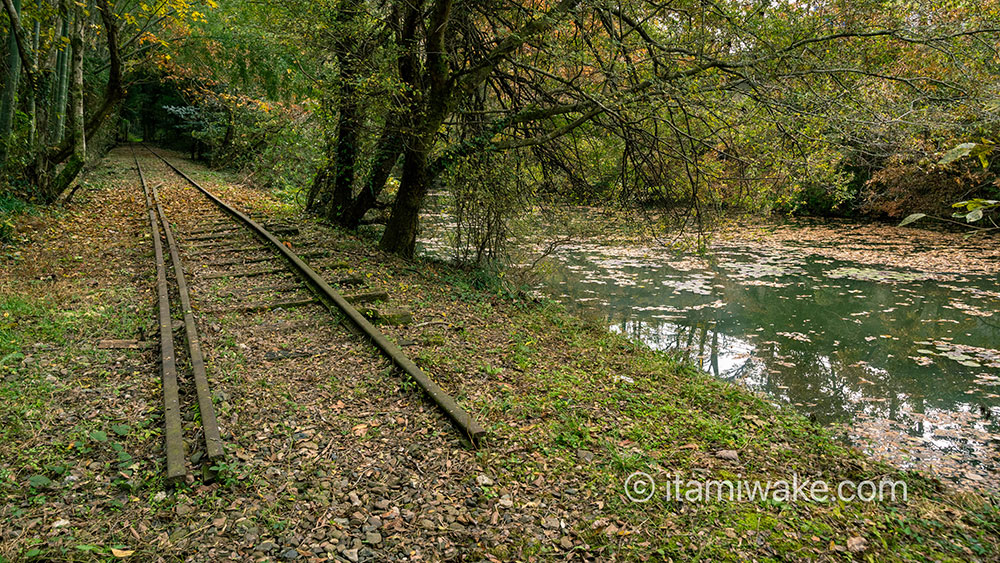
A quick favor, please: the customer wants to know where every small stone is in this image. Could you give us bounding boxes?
[365,531,382,544]
[715,449,739,462]
[475,474,494,487]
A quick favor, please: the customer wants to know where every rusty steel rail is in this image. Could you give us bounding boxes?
[149,181,225,463]
[143,146,487,446]
[133,148,185,482]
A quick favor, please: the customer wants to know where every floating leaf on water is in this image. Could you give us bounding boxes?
[958,360,983,368]
[949,300,994,317]
[826,266,940,283]
[944,352,973,362]
[776,331,812,342]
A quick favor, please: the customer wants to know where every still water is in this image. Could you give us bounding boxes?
[418,209,1000,489]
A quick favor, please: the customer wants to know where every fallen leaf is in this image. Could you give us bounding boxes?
[847,536,867,553]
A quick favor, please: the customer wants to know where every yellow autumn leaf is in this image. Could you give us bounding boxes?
[111,548,135,558]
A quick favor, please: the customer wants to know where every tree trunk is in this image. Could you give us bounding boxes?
[325,80,360,219]
[48,0,121,166]
[338,117,404,228]
[27,8,39,148]
[379,143,429,258]
[46,4,84,202]
[306,162,332,211]
[52,17,70,144]
[0,0,23,165]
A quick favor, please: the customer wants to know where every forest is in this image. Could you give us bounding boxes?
[2,0,998,255]
[2,0,1000,561]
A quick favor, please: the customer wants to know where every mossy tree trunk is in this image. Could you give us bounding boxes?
[0,0,23,166]
[46,2,84,202]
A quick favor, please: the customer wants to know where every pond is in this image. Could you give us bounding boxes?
[418,204,1000,491]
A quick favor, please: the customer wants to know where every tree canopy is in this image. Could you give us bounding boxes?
[2,0,998,257]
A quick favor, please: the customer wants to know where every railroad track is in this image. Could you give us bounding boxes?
[133,145,485,482]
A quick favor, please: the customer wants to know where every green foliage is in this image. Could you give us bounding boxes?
[939,140,995,169]
[111,0,1000,256]
[897,136,1000,229]
[952,198,999,224]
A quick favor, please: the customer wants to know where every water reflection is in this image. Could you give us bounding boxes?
[544,242,1000,488]
[417,208,1000,490]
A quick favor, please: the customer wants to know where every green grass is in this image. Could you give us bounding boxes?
[1,287,146,357]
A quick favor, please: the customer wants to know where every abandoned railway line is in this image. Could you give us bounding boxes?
[133,145,485,481]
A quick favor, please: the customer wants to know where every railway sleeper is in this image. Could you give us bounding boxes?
[358,306,413,326]
[202,297,318,314]
[201,267,294,280]
[344,291,389,305]
[202,255,278,267]
[189,244,267,257]
[310,259,352,270]
[263,347,334,361]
